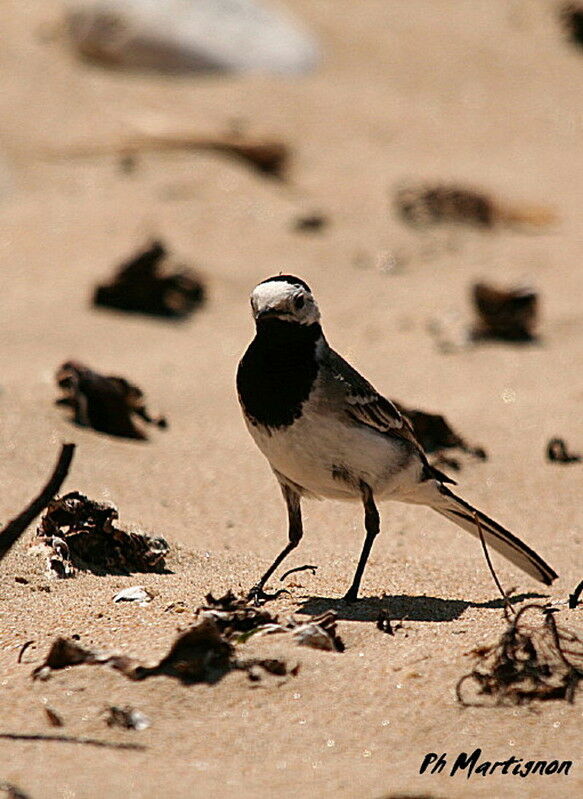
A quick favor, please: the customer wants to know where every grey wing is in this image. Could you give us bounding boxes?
[324,348,456,485]
[325,349,410,434]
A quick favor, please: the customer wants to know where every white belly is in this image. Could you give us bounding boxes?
[246,403,421,501]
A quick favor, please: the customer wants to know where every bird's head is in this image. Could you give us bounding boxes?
[250,275,320,327]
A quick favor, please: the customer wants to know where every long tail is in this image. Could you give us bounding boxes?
[431,485,558,586]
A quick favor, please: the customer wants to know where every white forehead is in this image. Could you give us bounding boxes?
[251,280,302,307]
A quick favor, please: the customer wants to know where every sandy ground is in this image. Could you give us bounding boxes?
[1,1,583,797]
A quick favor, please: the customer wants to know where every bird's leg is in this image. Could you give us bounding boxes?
[247,483,303,605]
[343,482,380,603]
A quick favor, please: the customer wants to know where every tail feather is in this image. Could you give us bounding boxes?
[434,486,558,586]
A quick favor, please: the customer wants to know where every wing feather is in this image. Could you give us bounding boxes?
[324,348,455,484]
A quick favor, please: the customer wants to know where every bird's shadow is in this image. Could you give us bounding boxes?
[295,592,548,623]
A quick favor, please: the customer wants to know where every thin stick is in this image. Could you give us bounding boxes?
[568,577,583,609]
[473,511,515,617]
[280,564,318,582]
[0,733,144,751]
[0,444,75,562]
[17,641,34,664]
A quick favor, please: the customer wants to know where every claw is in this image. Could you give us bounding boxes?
[247,584,290,606]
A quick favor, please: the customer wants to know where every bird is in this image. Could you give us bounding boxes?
[236,274,558,603]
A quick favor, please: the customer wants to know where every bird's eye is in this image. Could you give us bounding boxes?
[294,295,305,310]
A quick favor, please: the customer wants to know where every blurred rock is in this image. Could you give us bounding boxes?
[561,4,583,47]
[293,212,328,233]
[93,240,206,318]
[56,360,167,439]
[472,282,538,342]
[395,183,496,228]
[394,182,555,230]
[547,438,581,464]
[66,0,320,74]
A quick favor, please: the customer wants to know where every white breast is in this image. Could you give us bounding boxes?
[245,395,421,501]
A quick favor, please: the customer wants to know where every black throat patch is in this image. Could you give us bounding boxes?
[237,319,321,430]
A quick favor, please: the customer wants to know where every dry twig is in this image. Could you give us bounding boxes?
[0,733,144,751]
[0,444,75,563]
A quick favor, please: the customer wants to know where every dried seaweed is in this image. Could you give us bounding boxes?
[394,183,554,229]
[472,282,538,342]
[104,706,150,731]
[0,443,75,564]
[547,438,581,464]
[199,591,345,651]
[93,240,205,318]
[457,604,583,706]
[134,620,234,684]
[290,612,345,652]
[32,637,135,681]
[35,491,168,576]
[394,401,486,470]
[561,4,583,46]
[33,618,297,686]
[56,360,166,439]
[200,590,280,637]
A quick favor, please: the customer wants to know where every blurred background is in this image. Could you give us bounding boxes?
[1,0,582,575]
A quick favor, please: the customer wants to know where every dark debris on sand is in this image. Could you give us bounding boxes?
[56,360,167,440]
[457,604,583,706]
[35,491,169,577]
[103,706,150,731]
[395,183,496,227]
[394,182,553,229]
[202,137,289,178]
[546,438,581,464]
[293,212,328,233]
[376,610,404,636]
[0,783,31,799]
[200,590,280,637]
[395,401,487,471]
[561,4,583,46]
[93,240,205,318]
[200,591,345,652]
[33,618,296,686]
[472,282,538,342]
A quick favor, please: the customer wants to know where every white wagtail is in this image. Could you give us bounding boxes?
[236,275,558,602]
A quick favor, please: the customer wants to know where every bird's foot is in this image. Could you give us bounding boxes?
[246,584,290,606]
[342,587,359,604]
